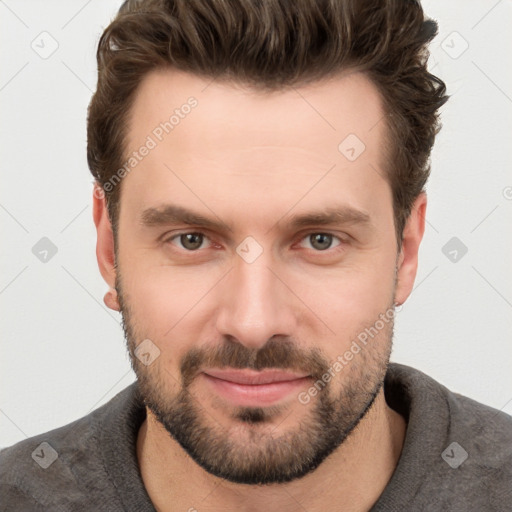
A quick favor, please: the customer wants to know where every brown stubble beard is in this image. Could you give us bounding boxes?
[116,268,396,485]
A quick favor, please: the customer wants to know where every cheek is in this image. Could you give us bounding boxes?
[277,255,396,366]
[123,262,222,338]
[288,257,395,323]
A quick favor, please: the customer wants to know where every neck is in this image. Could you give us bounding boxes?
[136,389,406,512]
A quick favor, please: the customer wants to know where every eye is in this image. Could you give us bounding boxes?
[299,233,342,251]
[168,232,210,251]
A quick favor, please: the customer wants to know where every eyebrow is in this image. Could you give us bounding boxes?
[286,207,371,229]
[140,205,230,231]
[139,204,371,232]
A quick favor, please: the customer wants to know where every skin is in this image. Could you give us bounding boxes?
[93,68,426,511]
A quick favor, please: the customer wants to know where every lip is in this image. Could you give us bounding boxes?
[204,368,309,385]
[201,369,311,407]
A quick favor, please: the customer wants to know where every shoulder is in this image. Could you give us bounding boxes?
[445,387,512,490]
[447,387,512,447]
[383,363,512,509]
[387,362,512,446]
[0,383,139,511]
[437,382,512,508]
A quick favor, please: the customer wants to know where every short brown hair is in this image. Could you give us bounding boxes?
[87,0,448,245]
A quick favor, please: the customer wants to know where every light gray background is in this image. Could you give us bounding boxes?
[1,0,511,448]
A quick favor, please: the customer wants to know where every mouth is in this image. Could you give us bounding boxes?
[201,368,311,407]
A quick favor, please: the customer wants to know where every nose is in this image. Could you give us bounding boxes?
[215,251,297,350]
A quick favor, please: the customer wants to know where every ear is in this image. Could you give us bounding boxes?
[92,184,120,311]
[394,193,427,306]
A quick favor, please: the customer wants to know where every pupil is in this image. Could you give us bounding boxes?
[311,233,332,250]
[181,233,203,250]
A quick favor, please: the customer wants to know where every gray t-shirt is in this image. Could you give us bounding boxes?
[1,363,511,511]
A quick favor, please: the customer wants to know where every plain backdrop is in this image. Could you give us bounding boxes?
[1,0,511,448]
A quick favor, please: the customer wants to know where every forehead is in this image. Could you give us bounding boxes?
[127,68,386,156]
[121,68,390,228]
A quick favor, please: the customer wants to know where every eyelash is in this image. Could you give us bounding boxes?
[163,231,347,254]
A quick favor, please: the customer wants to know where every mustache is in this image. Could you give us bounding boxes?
[180,336,329,387]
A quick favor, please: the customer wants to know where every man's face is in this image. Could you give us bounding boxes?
[114,69,401,484]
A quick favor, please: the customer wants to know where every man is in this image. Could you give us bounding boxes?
[1,0,511,510]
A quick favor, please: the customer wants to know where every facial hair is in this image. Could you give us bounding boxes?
[116,271,395,485]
